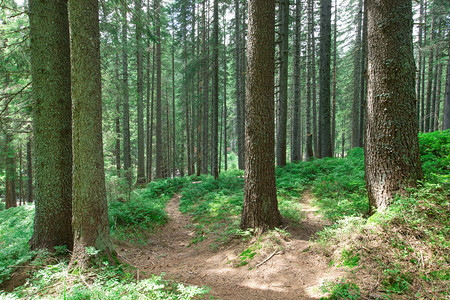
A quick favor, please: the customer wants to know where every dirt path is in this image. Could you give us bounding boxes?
[118,191,343,299]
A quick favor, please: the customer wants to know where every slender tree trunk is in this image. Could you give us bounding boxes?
[26,139,32,203]
[331,0,337,157]
[311,4,318,157]
[69,0,115,265]
[201,0,209,175]
[155,0,163,179]
[276,0,289,166]
[425,16,435,133]
[135,0,145,184]
[5,133,17,209]
[443,43,450,130]
[352,0,363,148]
[223,27,228,171]
[305,0,314,161]
[435,63,443,131]
[211,0,219,179]
[319,0,332,158]
[235,0,245,170]
[358,5,367,147]
[29,0,72,250]
[421,0,427,131]
[122,2,132,185]
[114,54,121,176]
[365,0,423,211]
[241,0,282,232]
[416,0,424,130]
[172,31,176,178]
[291,0,302,162]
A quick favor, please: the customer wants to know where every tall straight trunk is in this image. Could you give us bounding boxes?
[435,63,443,131]
[358,5,367,147]
[235,0,245,170]
[114,54,121,176]
[190,5,197,176]
[305,0,314,161]
[311,4,318,157]
[223,28,228,171]
[201,0,209,175]
[430,56,439,132]
[341,119,345,157]
[276,0,289,166]
[26,139,32,203]
[416,0,424,130]
[443,43,450,130]
[145,0,151,181]
[149,42,156,181]
[365,0,422,211]
[19,146,23,205]
[172,32,176,178]
[211,0,219,179]
[135,0,145,184]
[425,16,435,133]
[319,0,332,158]
[5,134,17,209]
[69,0,114,264]
[122,2,131,184]
[155,0,163,179]
[421,0,427,131]
[331,0,337,156]
[352,0,363,148]
[291,0,302,162]
[29,0,72,249]
[241,0,281,232]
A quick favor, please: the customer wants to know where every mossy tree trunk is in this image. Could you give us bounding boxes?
[29,0,72,251]
[365,0,423,212]
[69,0,115,266]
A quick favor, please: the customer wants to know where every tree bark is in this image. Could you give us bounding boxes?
[305,0,314,161]
[352,0,363,148]
[155,0,163,179]
[291,0,302,162]
[26,139,32,203]
[365,0,423,212]
[443,43,450,130]
[29,0,72,250]
[69,0,115,265]
[241,0,282,232]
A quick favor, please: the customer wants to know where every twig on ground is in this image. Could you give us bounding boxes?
[256,250,281,268]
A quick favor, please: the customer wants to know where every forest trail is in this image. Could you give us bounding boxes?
[118,191,342,299]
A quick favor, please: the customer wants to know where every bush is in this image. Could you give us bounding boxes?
[419,130,450,182]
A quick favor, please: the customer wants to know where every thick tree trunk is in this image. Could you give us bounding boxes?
[69,0,115,265]
[365,0,423,212]
[241,0,282,232]
[29,0,72,250]
[319,0,332,158]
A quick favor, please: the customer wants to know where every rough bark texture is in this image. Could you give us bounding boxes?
[305,0,313,161]
[331,0,337,157]
[276,0,289,166]
[444,44,450,130]
[291,0,302,162]
[365,0,423,212]
[319,0,332,158]
[29,0,73,250]
[358,5,367,147]
[240,0,282,232]
[69,0,115,265]
[235,0,245,171]
[352,0,363,148]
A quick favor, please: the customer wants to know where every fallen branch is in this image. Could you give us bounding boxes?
[256,250,281,268]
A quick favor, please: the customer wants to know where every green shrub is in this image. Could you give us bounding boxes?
[419,130,450,182]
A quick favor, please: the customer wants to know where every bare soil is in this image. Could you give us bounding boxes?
[118,191,343,299]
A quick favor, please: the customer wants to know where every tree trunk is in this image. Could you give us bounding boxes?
[201,0,209,175]
[26,139,32,203]
[358,4,367,147]
[305,0,314,161]
[443,43,450,130]
[311,3,318,157]
[291,0,302,162]
[114,54,121,176]
[319,0,332,158]
[29,0,72,250]
[416,0,424,131]
[425,16,435,133]
[352,0,363,148]
[5,133,17,209]
[69,0,115,265]
[331,0,337,157]
[276,0,289,166]
[235,0,245,170]
[365,0,423,212]
[155,0,163,179]
[241,0,282,232]
[211,0,219,179]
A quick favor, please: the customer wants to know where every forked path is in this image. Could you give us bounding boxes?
[118,191,342,299]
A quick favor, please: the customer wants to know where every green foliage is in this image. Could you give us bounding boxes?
[0,205,34,285]
[320,279,360,300]
[419,130,450,183]
[2,262,210,300]
[109,177,188,244]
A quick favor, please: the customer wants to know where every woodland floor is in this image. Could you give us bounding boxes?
[118,191,343,300]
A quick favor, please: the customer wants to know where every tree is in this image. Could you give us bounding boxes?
[29,0,73,251]
[318,0,332,158]
[69,0,115,265]
[155,0,163,179]
[291,0,302,162]
[240,0,282,232]
[444,43,450,130]
[276,0,289,166]
[351,0,363,148]
[211,0,219,179]
[365,0,422,211]
[235,0,245,170]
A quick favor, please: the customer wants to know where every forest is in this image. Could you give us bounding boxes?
[0,0,449,298]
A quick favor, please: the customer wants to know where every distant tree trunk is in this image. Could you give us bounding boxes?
[135,0,146,184]
[19,146,23,205]
[341,119,345,157]
[149,42,155,181]
[235,0,245,170]
[5,134,17,209]
[420,0,427,131]
[319,0,332,158]
[276,0,289,166]
[435,63,443,131]
[443,44,450,130]
[201,0,209,175]
[425,16,435,133]
[114,55,121,176]
[29,0,72,250]
[121,2,132,184]
[331,0,337,156]
[291,0,302,162]
[305,0,314,161]
[416,0,424,130]
[352,0,363,148]
[240,0,282,232]
[223,28,228,171]
[155,0,163,179]
[26,139,32,203]
[311,3,318,157]
[211,0,219,179]
[172,31,176,178]
[69,0,115,265]
[365,0,422,212]
[358,5,367,147]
